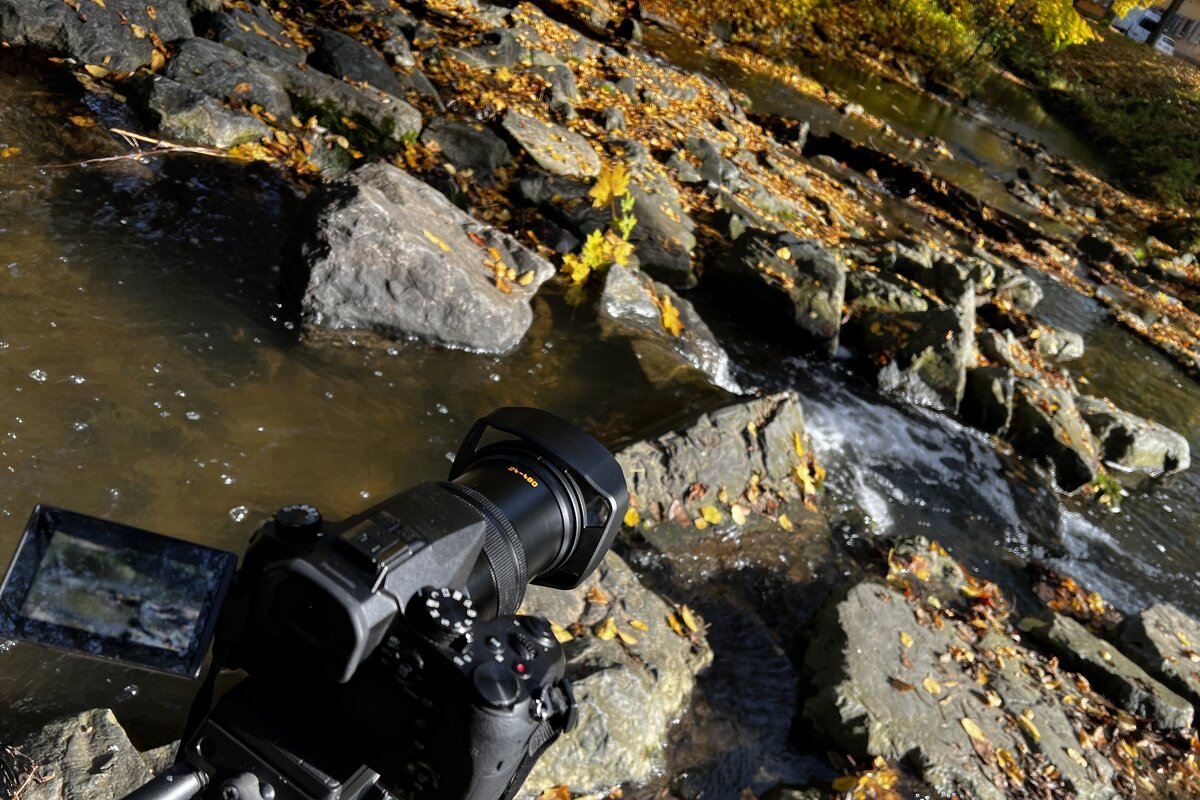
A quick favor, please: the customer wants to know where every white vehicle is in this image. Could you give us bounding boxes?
[1156,34,1177,55]
[1127,10,1163,42]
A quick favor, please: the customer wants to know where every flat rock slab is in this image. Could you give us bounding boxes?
[1023,611,1194,730]
[144,75,270,149]
[0,0,192,72]
[1075,395,1190,476]
[502,110,600,178]
[1120,602,1200,708]
[617,391,808,522]
[7,709,154,800]
[599,264,740,394]
[805,582,1117,800]
[295,163,554,353]
[167,38,292,121]
[520,552,710,795]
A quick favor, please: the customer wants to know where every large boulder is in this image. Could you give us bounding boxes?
[142,76,270,149]
[598,265,741,394]
[167,38,293,121]
[804,581,1117,800]
[1119,602,1200,707]
[855,287,974,413]
[1009,379,1099,492]
[1022,611,1194,730]
[1075,395,1191,476]
[0,0,192,72]
[519,552,710,796]
[502,110,600,178]
[4,709,154,800]
[419,118,512,187]
[706,230,847,356]
[293,163,555,353]
[212,4,308,69]
[844,269,929,315]
[308,27,406,97]
[617,392,810,523]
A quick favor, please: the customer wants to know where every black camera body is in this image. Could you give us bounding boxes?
[0,408,629,800]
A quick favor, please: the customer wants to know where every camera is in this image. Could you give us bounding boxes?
[0,408,629,800]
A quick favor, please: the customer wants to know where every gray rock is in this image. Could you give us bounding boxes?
[844,269,929,315]
[0,0,192,72]
[295,163,554,353]
[527,59,578,104]
[1075,395,1191,476]
[977,328,1035,377]
[684,136,743,192]
[961,366,1015,434]
[167,38,292,121]
[9,709,154,800]
[144,75,270,149]
[995,270,1043,312]
[278,61,421,145]
[308,27,405,97]
[1119,602,1200,707]
[874,238,935,278]
[139,741,179,776]
[1022,611,1194,730]
[930,253,995,296]
[450,29,522,69]
[599,264,741,394]
[212,6,307,69]
[1009,378,1098,492]
[419,117,512,187]
[857,288,975,413]
[617,391,809,521]
[1034,324,1085,362]
[519,552,710,795]
[502,110,599,178]
[380,32,416,70]
[760,788,825,800]
[709,231,847,356]
[600,106,626,132]
[805,582,1117,800]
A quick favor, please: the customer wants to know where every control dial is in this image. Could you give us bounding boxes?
[273,503,322,542]
[410,587,477,644]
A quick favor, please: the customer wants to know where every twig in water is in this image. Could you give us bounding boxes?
[0,127,238,169]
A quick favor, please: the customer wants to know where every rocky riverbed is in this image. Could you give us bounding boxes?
[2,0,1200,797]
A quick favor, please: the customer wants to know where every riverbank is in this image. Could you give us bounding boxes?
[3,0,1200,797]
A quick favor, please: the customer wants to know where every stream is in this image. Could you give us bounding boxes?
[1,30,1199,800]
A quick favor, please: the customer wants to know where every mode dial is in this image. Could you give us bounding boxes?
[273,504,322,542]
[410,587,477,644]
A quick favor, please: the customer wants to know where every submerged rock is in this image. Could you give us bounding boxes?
[1075,396,1191,476]
[708,230,847,356]
[1022,611,1193,730]
[598,265,741,394]
[293,163,554,353]
[1119,602,1200,707]
[617,392,811,522]
[520,552,710,795]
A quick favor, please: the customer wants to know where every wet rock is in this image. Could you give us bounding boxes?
[141,75,270,149]
[450,29,522,69]
[167,38,292,121]
[684,136,743,192]
[1146,256,1200,289]
[212,5,307,69]
[502,110,600,178]
[856,288,974,413]
[613,16,642,43]
[708,230,846,356]
[1022,612,1193,730]
[1119,603,1200,707]
[1148,218,1200,254]
[8,709,154,800]
[1075,396,1191,476]
[977,328,1035,377]
[844,269,929,315]
[1009,379,1098,492]
[874,238,935,278]
[527,59,579,105]
[993,263,1043,312]
[0,0,192,72]
[600,106,626,132]
[961,366,1015,434]
[308,27,405,97]
[520,552,711,795]
[930,253,995,297]
[617,392,810,521]
[598,264,741,394]
[804,582,1117,800]
[294,163,554,353]
[1034,324,1085,362]
[277,62,422,147]
[1078,232,1138,271]
[760,788,824,800]
[553,0,618,36]
[419,117,512,187]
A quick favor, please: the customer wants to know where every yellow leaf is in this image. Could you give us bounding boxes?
[233,81,252,93]
[659,293,684,337]
[730,504,749,525]
[84,64,110,79]
[588,161,631,208]
[1177,630,1192,648]
[923,676,942,695]
[693,518,708,530]
[586,586,609,605]
[629,619,649,631]
[792,430,805,457]
[680,605,700,633]
[537,786,571,800]
[549,621,573,643]
[145,3,156,18]
[775,246,792,259]
[831,775,859,792]
[623,507,640,527]
[149,49,166,71]
[1066,747,1088,767]
[91,0,105,7]
[594,617,618,640]
[517,270,535,286]
[562,254,590,284]
[899,631,913,648]
[0,146,21,158]
[778,513,794,531]
[67,115,96,127]
[1018,711,1041,742]
[616,627,638,646]
[129,23,146,38]
[961,718,988,742]
[423,229,451,252]
[996,748,1024,783]
[610,236,634,267]
[667,612,685,636]
[700,505,722,524]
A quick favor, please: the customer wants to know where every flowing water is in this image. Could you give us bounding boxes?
[1,33,1198,800]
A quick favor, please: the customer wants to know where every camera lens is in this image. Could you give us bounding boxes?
[443,408,628,618]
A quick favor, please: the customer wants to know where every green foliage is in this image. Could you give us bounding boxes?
[561,162,638,286]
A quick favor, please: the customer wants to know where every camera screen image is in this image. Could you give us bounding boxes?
[21,529,212,655]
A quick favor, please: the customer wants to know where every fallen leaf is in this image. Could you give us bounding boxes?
[831,775,859,792]
[889,678,915,692]
[149,49,165,71]
[129,23,146,38]
[899,631,913,648]
[700,505,723,525]
[1065,747,1088,767]
[84,64,110,79]
[730,504,749,525]
[1017,711,1041,743]
[778,513,794,531]
[667,612,685,636]
[422,229,452,252]
[996,748,1024,783]
[233,81,252,93]
[594,617,618,640]
[680,605,700,633]
[0,146,20,158]
[923,676,942,695]
[616,627,638,646]
[623,507,640,527]
[517,270,535,285]
[961,717,988,742]
[549,621,573,643]
[629,619,649,631]
[537,786,571,800]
